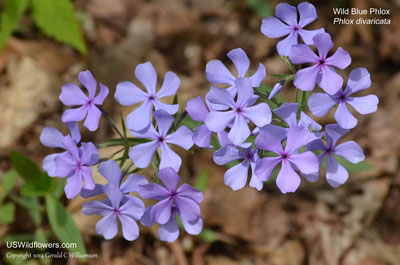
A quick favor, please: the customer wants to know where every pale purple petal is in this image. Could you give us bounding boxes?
[175,196,201,221]
[347,95,378,114]
[261,16,291,38]
[126,100,152,132]
[98,160,121,186]
[313,33,333,58]
[186,96,209,122]
[299,112,322,131]
[308,92,338,117]
[104,184,123,209]
[326,155,348,187]
[242,103,271,127]
[335,141,365,163]
[135,62,157,94]
[64,171,82,199]
[276,160,301,194]
[285,126,311,154]
[141,207,156,227]
[40,127,64,148]
[206,60,235,85]
[204,110,235,132]
[275,3,297,25]
[206,87,236,109]
[130,123,158,139]
[62,135,79,159]
[82,200,111,215]
[227,48,250,78]
[177,184,203,203]
[306,138,326,152]
[153,109,175,136]
[153,100,179,115]
[288,151,319,174]
[119,215,139,241]
[213,145,244,165]
[157,167,180,191]
[81,166,95,190]
[269,81,284,100]
[319,66,343,95]
[80,142,99,165]
[62,105,88,123]
[129,141,159,168]
[119,196,145,220]
[298,2,317,27]
[65,122,81,143]
[255,129,283,154]
[293,65,320,91]
[298,28,325,45]
[257,124,288,141]
[150,198,173,224]
[83,106,102,131]
[115,81,148,105]
[249,63,266,87]
[93,83,109,105]
[59,83,87,106]
[157,71,180,98]
[289,44,318,64]
[81,184,104,198]
[96,213,118,240]
[78,70,97,98]
[274,103,298,127]
[217,131,232,147]
[249,161,263,190]
[160,143,182,171]
[120,174,148,193]
[335,102,357,129]
[254,157,281,182]
[181,217,202,235]
[139,183,169,200]
[158,215,179,242]
[277,32,299,56]
[236,78,254,107]
[228,115,250,145]
[165,126,194,150]
[193,125,212,148]
[54,156,76,178]
[325,124,349,147]
[325,47,351,69]
[344,68,371,95]
[224,161,249,190]
[43,153,64,177]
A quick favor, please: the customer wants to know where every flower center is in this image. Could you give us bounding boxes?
[318,59,326,66]
[149,95,155,101]
[158,136,165,143]
[235,107,243,114]
[86,99,94,106]
[112,208,120,216]
[281,153,289,160]
[292,25,300,32]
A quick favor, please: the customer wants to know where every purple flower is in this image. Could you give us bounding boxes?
[53,135,99,199]
[206,48,265,96]
[255,126,319,193]
[204,78,272,145]
[289,32,351,95]
[308,68,379,129]
[268,81,285,100]
[213,144,263,191]
[306,124,365,187]
[129,110,193,171]
[40,122,81,177]
[139,167,203,242]
[60,70,109,131]
[81,160,148,199]
[115,62,179,132]
[82,183,145,241]
[261,2,325,56]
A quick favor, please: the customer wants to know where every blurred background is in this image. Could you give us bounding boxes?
[0,0,399,264]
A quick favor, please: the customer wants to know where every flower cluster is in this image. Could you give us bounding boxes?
[41,2,378,243]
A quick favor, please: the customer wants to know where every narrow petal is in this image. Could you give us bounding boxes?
[153,100,179,115]
[130,123,158,139]
[65,122,81,143]
[274,103,298,127]
[157,71,180,98]
[293,65,320,91]
[119,215,139,241]
[115,81,148,105]
[135,62,157,94]
[227,48,250,78]
[347,95,379,114]
[62,105,88,123]
[289,44,318,64]
[249,161,263,190]
[335,141,365,163]
[335,102,357,129]
[228,115,250,145]
[81,184,104,198]
[61,135,79,159]
[204,110,235,132]
[299,112,322,131]
[288,151,319,174]
[98,160,122,186]
[236,78,254,107]
[313,33,333,59]
[177,184,203,203]
[268,81,284,100]
[242,103,272,127]
[120,174,148,193]
[104,184,123,209]
[158,215,179,242]
[276,160,301,194]
[193,125,212,148]
[129,141,159,169]
[158,167,180,191]
[181,217,203,235]
[54,155,76,178]
[325,124,349,147]
[206,60,235,85]
[80,142,99,165]
[93,83,109,105]
[206,86,236,109]
[326,155,348,187]
[81,166,95,190]
[250,63,266,87]
[40,127,64,148]
[224,161,249,191]
[277,32,299,57]
[298,2,318,26]
[175,196,201,221]
[213,145,244,165]
[261,16,291,38]
[82,200,111,215]
[254,157,281,182]
[217,131,232,147]
[84,106,102,131]
[308,92,338,117]
[319,66,343,95]
[160,143,182,171]
[326,47,351,69]
[153,109,175,136]
[299,28,325,45]
[126,100,152,132]
[186,96,209,122]
[96,213,118,240]
[276,3,297,25]
[344,68,371,95]
[255,129,283,154]
[150,198,173,224]
[64,171,82,199]
[138,183,169,200]
[285,126,312,154]
[165,126,194,150]
[59,83,87,106]
[78,70,97,98]
[141,207,156,227]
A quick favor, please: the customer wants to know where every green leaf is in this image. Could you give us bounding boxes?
[20,172,55,197]
[334,156,373,172]
[0,170,19,203]
[0,0,30,51]
[45,194,87,261]
[195,169,209,192]
[245,0,272,18]
[9,194,43,226]
[31,0,87,53]
[198,229,217,242]
[10,151,42,182]
[0,202,15,224]
[180,115,202,130]
[34,228,48,250]
[52,178,66,199]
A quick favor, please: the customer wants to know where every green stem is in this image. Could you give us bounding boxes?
[98,106,126,143]
[254,88,282,107]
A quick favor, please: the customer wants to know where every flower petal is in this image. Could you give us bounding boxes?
[157,71,180,98]
[254,157,281,182]
[308,92,338,117]
[153,99,179,115]
[54,155,76,178]
[81,166,95,190]
[326,47,351,69]
[120,174,148,194]
[224,161,249,190]
[186,96,209,122]
[204,110,235,132]
[98,160,122,186]
[325,124,349,147]
[319,66,343,95]
[177,184,203,203]
[119,196,145,220]
[65,122,81,143]
[129,141,159,169]
[289,44,318,64]
[206,60,235,85]
[335,102,357,129]
[175,196,201,222]
[227,48,250,78]
[141,207,156,227]
[82,200,111,215]
[206,86,236,109]
[135,62,157,94]
[115,81,148,105]
[119,215,139,241]
[165,126,194,150]
[288,151,319,174]
[59,83,88,106]
[81,184,104,198]
[236,78,254,107]
[298,28,325,45]
[313,33,333,59]
[139,183,169,200]
[326,155,348,187]
[298,2,317,27]
[335,141,365,163]
[160,143,182,171]
[150,198,173,224]
[80,142,99,165]
[158,167,180,191]
[274,102,298,127]
[154,109,175,136]
[83,106,102,131]
[255,128,283,154]
[104,183,123,209]
[347,95,379,114]
[93,83,109,105]
[242,103,272,127]
[181,217,203,235]
[249,160,263,190]
[269,81,284,100]
[193,125,212,148]
[64,171,82,199]
[344,67,371,95]
[40,127,64,148]
[276,160,301,194]
[43,153,64,177]
[96,213,118,240]
[249,63,266,87]
[213,145,244,165]
[277,31,299,56]
[276,3,297,25]
[158,215,179,242]
[62,105,88,123]
[261,16,291,38]
[126,100,152,132]
[78,70,97,98]
[228,115,250,145]
[293,65,320,91]
[285,126,312,154]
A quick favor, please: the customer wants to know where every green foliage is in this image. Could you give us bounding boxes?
[31,0,87,53]
[335,156,373,172]
[0,0,30,50]
[20,172,55,197]
[180,115,202,130]
[9,194,43,226]
[198,228,217,242]
[0,202,15,224]
[45,194,87,261]
[245,0,272,18]
[195,169,209,192]
[0,170,19,203]
[34,228,48,249]
[10,151,42,182]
